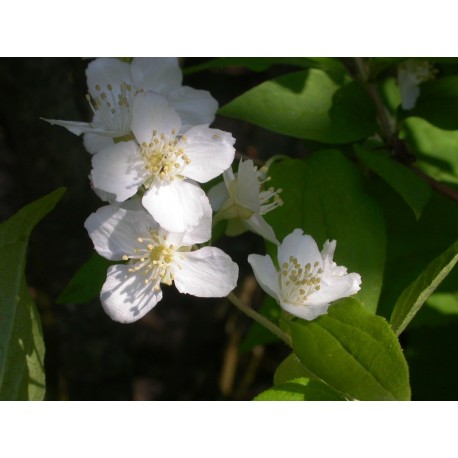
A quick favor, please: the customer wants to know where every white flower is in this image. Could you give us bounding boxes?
[398,59,436,110]
[90,91,235,233]
[44,57,218,153]
[85,202,239,323]
[247,229,361,320]
[208,159,282,244]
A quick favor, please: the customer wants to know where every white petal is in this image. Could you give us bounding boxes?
[91,141,147,202]
[177,201,212,245]
[86,58,132,99]
[84,204,156,260]
[278,230,321,269]
[207,179,229,211]
[235,160,261,212]
[400,83,420,110]
[245,213,279,245]
[247,254,281,301]
[101,264,162,323]
[131,57,182,94]
[173,247,238,297]
[131,92,181,145]
[83,133,114,154]
[306,272,362,307]
[42,118,114,136]
[180,126,235,183]
[142,180,211,233]
[168,86,218,129]
[279,300,331,321]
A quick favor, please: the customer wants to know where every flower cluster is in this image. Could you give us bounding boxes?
[49,57,362,325]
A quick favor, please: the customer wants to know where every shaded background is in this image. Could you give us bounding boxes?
[1,58,457,400]
[0,58,305,400]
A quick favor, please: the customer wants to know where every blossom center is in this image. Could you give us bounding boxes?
[86,82,134,134]
[141,130,191,183]
[123,231,178,290]
[280,256,323,305]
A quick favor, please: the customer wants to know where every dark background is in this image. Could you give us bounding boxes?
[0,58,303,400]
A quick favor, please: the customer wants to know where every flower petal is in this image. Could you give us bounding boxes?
[235,160,261,212]
[207,179,229,211]
[173,247,238,297]
[142,180,211,233]
[86,58,132,99]
[306,272,362,307]
[245,213,279,245]
[101,264,162,323]
[131,57,182,94]
[247,254,281,301]
[168,86,218,129]
[131,91,181,145]
[279,299,331,321]
[91,141,147,202]
[83,132,114,155]
[42,118,116,136]
[84,204,157,260]
[180,126,235,183]
[278,230,321,269]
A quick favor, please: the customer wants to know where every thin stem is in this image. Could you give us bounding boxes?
[227,292,292,348]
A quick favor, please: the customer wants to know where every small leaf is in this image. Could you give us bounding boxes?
[273,353,314,385]
[266,151,386,311]
[254,377,346,401]
[289,298,411,401]
[355,144,431,219]
[390,239,458,336]
[0,188,66,400]
[219,69,377,144]
[57,252,113,304]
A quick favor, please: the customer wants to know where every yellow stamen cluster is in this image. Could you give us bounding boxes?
[141,129,191,183]
[280,256,323,305]
[86,82,133,133]
[123,231,182,291]
[257,167,283,214]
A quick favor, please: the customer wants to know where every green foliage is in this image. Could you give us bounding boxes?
[266,151,386,311]
[57,252,113,304]
[390,239,458,336]
[219,69,377,143]
[273,353,314,385]
[183,57,347,78]
[355,144,431,219]
[0,188,66,400]
[254,377,346,401]
[288,298,411,401]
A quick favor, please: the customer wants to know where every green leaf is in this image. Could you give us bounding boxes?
[266,151,386,311]
[239,295,281,353]
[355,145,431,219]
[0,188,66,400]
[273,353,315,385]
[390,239,458,336]
[289,298,411,401]
[408,76,458,130]
[183,57,347,78]
[219,69,377,144]
[409,292,458,329]
[254,377,346,401]
[57,252,113,304]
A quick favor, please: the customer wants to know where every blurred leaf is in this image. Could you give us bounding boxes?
[219,69,377,144]
[407,76,458,130]
[409,292,458,329]
[239,295,281,353]
[390,239,458,336]
[57,252,113,304]
[273,353,314,385]
[254,377,346,401]
[183,57,347,78]
[266,151,386,312]
[379,77,401,113]
[369,57,407,79]
[289,298,411,401]
[401,117,458,188]
[0,188,66,400]
[355,145,431,219]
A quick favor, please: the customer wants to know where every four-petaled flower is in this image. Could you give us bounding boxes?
[85,201,239,323]
[208,159,282,245]
[45,57,218,154]
[248,229,361,320]
[91,91,235,233]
